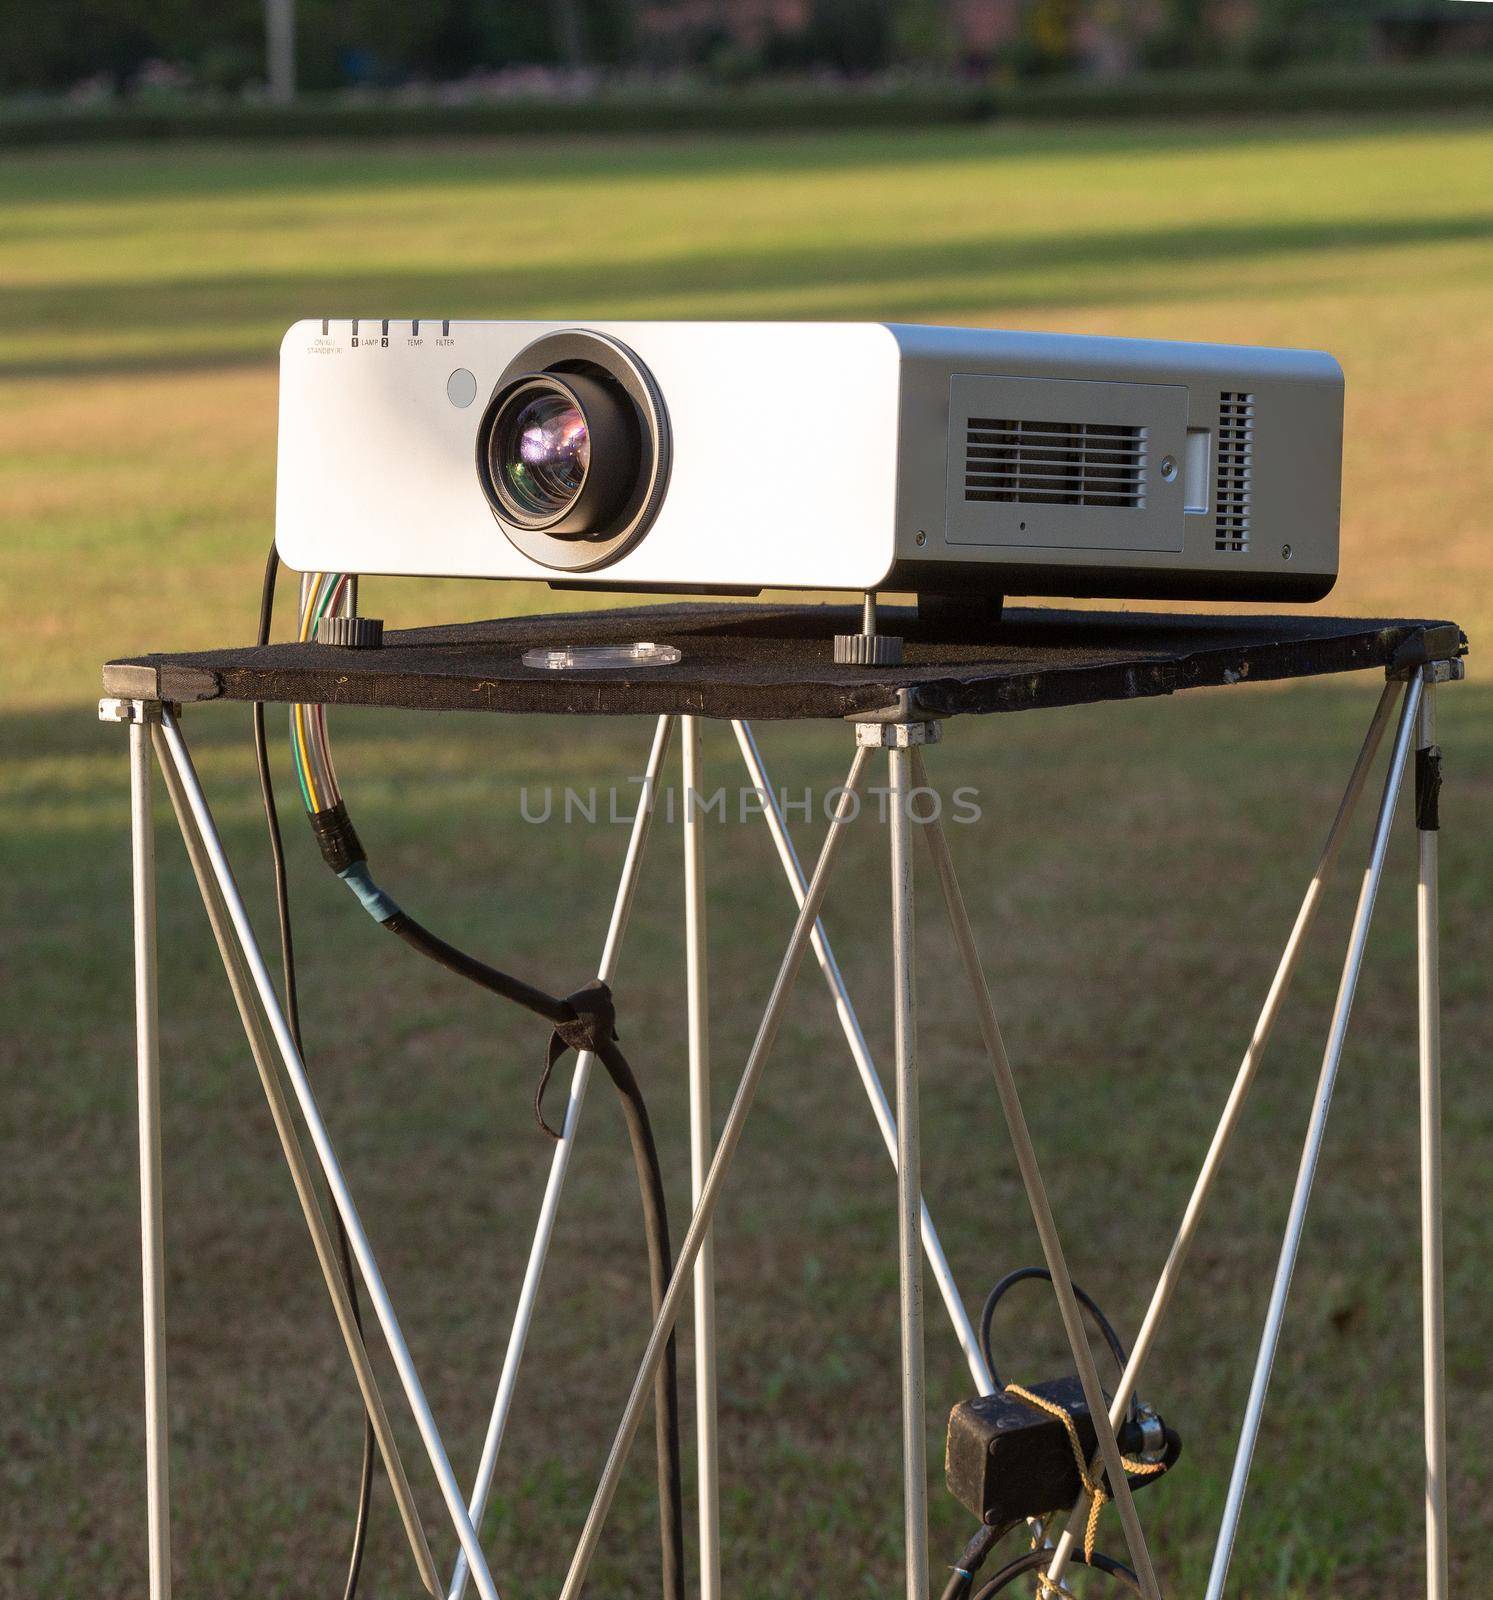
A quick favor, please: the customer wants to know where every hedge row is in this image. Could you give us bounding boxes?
[0,84,987,145]
[3,62,1492,147]
[1007,60,1493,119]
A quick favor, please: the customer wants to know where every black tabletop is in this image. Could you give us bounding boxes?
[102,603,1466,722]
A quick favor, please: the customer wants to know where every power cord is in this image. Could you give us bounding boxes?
[979,1268,1133,1410]
[253,545,374,1600]
[272,549,684,1600]
[380,904,685,1600]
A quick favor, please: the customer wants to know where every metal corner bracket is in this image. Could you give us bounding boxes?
[100,697,174,725]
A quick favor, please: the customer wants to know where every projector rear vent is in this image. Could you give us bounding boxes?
[964,418,1146,508]
[1215,392,1253,552]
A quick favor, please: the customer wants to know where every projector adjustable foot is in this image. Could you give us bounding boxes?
[313,575,384,648]
[316,614,384,648]
[834,590,903,667]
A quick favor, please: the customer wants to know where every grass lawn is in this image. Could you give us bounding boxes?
[1,118,1489,1598]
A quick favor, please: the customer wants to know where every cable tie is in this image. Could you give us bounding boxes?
[536,980,619,1139]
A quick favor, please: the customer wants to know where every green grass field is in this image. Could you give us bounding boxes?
[1,119,1489,1598]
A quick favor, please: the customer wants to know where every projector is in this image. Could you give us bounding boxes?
[276,320,1342,603]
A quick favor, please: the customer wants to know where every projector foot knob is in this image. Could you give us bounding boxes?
[316,615,385,649]
[834,631,904,667]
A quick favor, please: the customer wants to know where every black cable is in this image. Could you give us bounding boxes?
[595,1037,684,1600]
[940,1522,1011,1600]
[369,904,686,1598]
[970,1546,1143,1597]
[254,546,374,1600]
[383,910,569,1024]
[979,1267,1132,1403]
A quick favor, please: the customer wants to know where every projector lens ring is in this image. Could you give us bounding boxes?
[476,330,670,570]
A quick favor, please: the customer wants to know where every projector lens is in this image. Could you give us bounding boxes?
[480,368,639,537]
[495,389,590,519]
[475,331,670,566]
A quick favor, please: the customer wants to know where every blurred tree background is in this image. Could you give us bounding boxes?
[7,0,1489,99]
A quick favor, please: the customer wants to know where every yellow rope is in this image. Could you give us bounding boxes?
[1003,1381,1165,1590]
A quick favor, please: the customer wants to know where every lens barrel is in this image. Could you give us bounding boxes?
[475,330,670,571]
[480,370,638,538]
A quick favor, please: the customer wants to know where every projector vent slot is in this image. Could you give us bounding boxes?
[964,418,1146,508]
[1215,392,1253,552]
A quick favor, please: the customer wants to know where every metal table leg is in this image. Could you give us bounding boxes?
[888,738,929,1600]
[131,715,171,1600]
[1416,669,1449,1600]
[684,716,723,1600]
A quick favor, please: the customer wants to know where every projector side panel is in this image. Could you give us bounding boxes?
[276,320,901,591]
[884,324,1342,601]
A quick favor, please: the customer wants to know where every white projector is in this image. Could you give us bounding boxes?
[276,320,1343,603]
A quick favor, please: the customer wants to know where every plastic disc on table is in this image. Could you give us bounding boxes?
[521,641,683,671]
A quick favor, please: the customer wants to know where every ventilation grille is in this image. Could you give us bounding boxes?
[964,417,1146,508]
[1215,392,1253,552]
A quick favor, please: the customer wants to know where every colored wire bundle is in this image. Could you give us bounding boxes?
[290,570,348,812]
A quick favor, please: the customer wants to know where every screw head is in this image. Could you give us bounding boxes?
[1160,455,1178,482]
[1281,543,1293,559]
[915,530,927,547]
